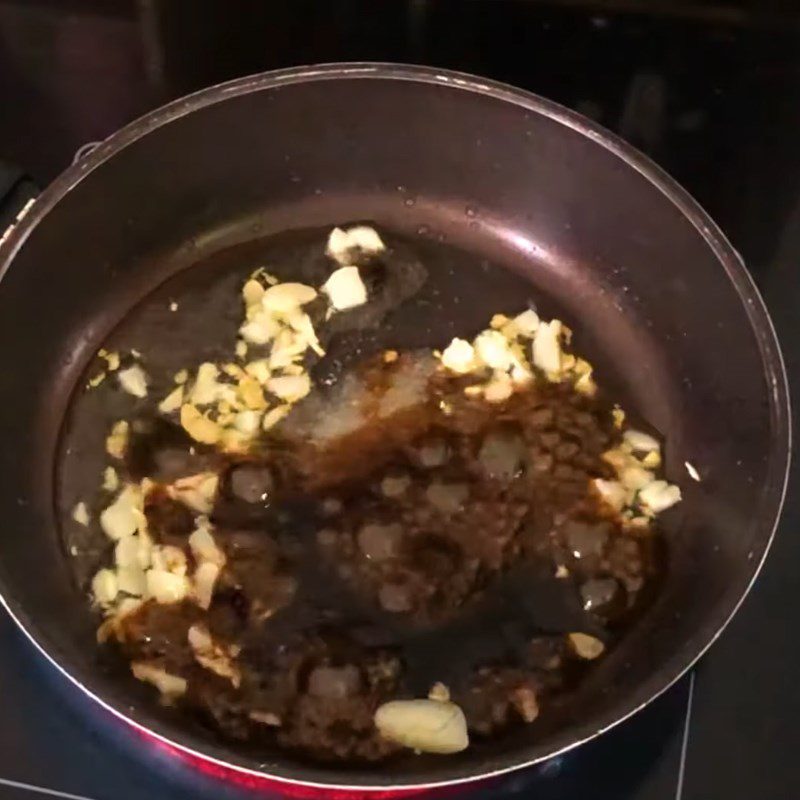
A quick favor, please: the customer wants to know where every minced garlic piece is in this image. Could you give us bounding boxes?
[168,472,219,514]
[440,338,476,374]
[105,420,129,460]
[322,266,368,310]
[568,632,605,660]
[118,364,148,398]
[262,404,291,430]
[638,480,682,515]
[131,662,187,702]
[474,330,514,371]
[72,501,90,526]
[261,282,317,313]
[532,320,562,376]
[100,484,144,541]
[267,374,311,403]
[102,466,119,492]
[180,404,222,445]
[326,225,385,264]
[92,569,118,607]
[158,385,183,414]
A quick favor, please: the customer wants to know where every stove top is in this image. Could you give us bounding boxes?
[0,2,798,798]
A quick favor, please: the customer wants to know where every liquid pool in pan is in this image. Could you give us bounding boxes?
[57,225,680,765]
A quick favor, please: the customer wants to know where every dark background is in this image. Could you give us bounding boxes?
[0,1,798,798]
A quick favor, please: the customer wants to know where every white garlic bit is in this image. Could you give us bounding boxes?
[322,266,368,310]
[440,338,476,374]
[158,385,184,414]
[102,465,120,492]
[267,374,311,403]
[261,282,317,313]
[474,330,514,371]
[91,569,118,607]
[71,501,90,526]
[168,472,219,514]
[188,623,241,686]
[118,364,149,398]
[100,484,144,541]
[131,662,187,702]
[326,225,385,264]
[685,461,701,481]
[623,429,660,454]
[568,632,605,660]
[146,569,190,604]
[374,698,469,754]
[532,320,562,375]
[188,519,226,567]
[638,480,682,515]
[105,420,129,459]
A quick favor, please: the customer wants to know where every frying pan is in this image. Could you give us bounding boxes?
[0,64,790,790]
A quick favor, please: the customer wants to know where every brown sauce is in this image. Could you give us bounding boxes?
[57,227,665,764]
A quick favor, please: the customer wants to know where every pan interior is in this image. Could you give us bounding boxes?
[0,68,787,787]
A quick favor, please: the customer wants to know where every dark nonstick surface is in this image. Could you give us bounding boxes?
[0,65,789,789]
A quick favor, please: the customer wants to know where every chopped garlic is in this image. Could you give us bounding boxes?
[242,278,265,307]
[428,682,451,702]
[102,351,121,371]
[267,374,311,403]
[131,662,187,702]
[87,372,106,388]
[188,521,226,567]
[374,699,469,754]
[685,461,701,481]
[474,330,514,370]
[261,282,317,313]
[234,409,261,435]
[92,569,118,607]
[244,359,271,384]
[262,404,291,431]
[105,420,129,459]
[326,225,385,264]
[612,405,626,429]
[322,266,368,310]
[168,472,219,514]
[511,309,540,337]
[158,385,184,414]
[624,429,660,454]
[180,404,221,445]
[193,561,221,610]
[174,369,189,384]
[146,569,190,604]
[638,480,682,514]
[240,310,281,345]
[72,501,90,526]
[620,465,655,492]
[118,364,148,398]
[188,623,240,686]
[532,320,562,375]
[484,372,514,403]
[102,466,119,492]
[115,534,152,570]
[440,338,476,374]
[117,566,147,597]
[169,301,178,312]
[237,375,267,410]
[568,632,605,660]
[592,479,627,513]
[190,362,223,406]
[151,544,188,576]
[641,450,661,469]
[235,339,248,359]
[100,484,143,540]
